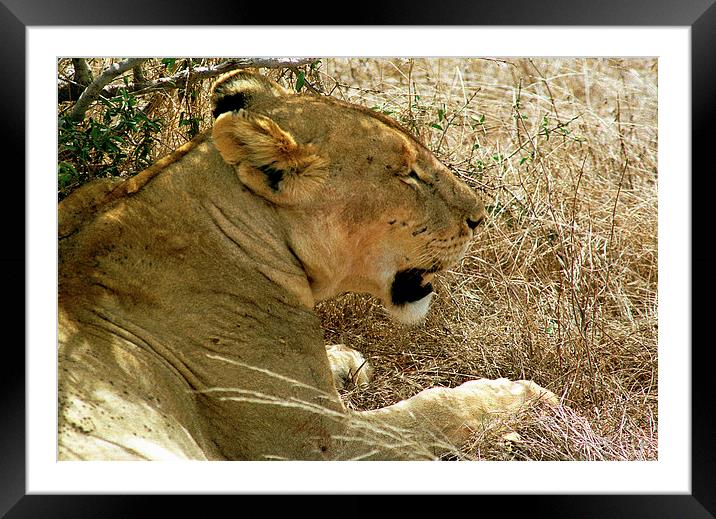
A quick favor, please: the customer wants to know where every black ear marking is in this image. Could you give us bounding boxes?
[212,92,250,118]
[257,163,284,191]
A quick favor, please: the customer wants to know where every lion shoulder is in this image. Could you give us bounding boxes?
[58,133,209,239]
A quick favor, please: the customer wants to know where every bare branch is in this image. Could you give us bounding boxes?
[58,59,93,103]
[132,63,146,84]
[113,57,320,95]
[69,58,149,121]
[72,58,93,87]
[59,57,320,108]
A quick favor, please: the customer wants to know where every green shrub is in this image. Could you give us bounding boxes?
[58,88,161,200]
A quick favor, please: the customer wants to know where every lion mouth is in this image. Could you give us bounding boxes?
[390,267,439,305]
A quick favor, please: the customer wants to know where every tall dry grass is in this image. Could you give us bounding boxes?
[60,57,658,460]
[312,58,658,461]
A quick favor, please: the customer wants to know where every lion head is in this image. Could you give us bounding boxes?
[210,70,486,324]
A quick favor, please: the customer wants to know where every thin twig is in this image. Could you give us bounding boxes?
[436,90,480,154]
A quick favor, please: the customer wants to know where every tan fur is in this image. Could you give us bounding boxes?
[213,110,329,205]
[58,70,556,461]
[210,69,290,107]
[59,134,207,238]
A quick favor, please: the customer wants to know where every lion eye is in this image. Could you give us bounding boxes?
[401,170,423,188]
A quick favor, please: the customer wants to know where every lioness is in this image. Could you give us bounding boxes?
[58,70,556,460]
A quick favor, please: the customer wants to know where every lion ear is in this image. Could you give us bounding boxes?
[211,69,290,118]
[212,110,329,205]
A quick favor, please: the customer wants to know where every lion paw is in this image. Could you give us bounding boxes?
[325,344,373,390]
[456,377,559,416]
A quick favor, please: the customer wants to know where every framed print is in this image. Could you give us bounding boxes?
[5,0,714,516]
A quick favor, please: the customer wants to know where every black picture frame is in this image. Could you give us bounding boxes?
[4,0,713,516]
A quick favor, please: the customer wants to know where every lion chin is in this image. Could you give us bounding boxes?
[386,292,435,325]
[385,268,437,325]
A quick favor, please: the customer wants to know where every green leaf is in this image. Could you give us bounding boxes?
[430,123,444,131]
[295,72,305,92]
[162,58,177,73]
[470,114,486,127]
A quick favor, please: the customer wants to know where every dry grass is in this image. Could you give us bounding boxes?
[312,58,658,461]
[60,57,658,461]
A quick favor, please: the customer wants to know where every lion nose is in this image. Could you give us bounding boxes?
[466,204,487,230]
[466,216,483,230]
